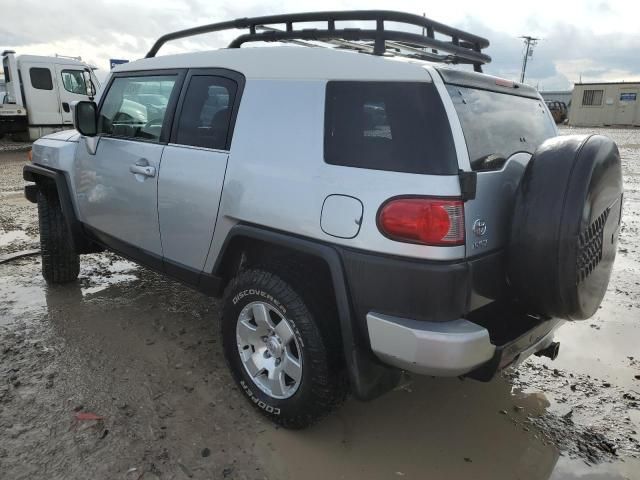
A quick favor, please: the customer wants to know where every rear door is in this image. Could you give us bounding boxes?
[74,71,184,259]
[20,62,62,125]
[158,69,242,278]
[442,76,557,258]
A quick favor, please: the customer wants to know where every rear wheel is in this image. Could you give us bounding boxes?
[37,187,80,284]
[221,267,347,429]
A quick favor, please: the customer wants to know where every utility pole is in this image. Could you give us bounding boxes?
[519,36,539,83]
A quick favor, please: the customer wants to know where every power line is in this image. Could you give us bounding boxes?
[519,35,540,83]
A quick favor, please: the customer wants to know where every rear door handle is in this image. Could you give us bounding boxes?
[129,164,156,177]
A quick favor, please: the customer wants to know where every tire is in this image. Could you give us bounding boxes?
[221,267,347,429]
[508,135,623,320]
[37,187,80,283]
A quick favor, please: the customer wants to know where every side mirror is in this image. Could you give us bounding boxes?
[72,100,98,136]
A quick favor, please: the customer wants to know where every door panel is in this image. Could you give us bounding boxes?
[158,146,228,269]
[20,63,61,125]
[73,72,183,257]
[74,137,164,255]
[158,73,239,271]
[614,89,638,125]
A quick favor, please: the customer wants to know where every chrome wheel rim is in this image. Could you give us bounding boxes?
[236,301,303,399]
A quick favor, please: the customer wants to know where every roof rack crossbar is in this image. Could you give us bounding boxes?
[253,28,462,65]
[145,10,491,70]
[227,29,490,65]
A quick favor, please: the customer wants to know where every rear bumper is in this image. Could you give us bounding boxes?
[341,247,508,327]
[367,312,563,378]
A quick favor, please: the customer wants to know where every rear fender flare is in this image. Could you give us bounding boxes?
[212,224,402,400]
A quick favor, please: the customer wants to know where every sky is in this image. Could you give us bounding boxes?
[2,0,640,90]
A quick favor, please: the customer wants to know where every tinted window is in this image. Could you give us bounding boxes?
[324,81,457,175]
[98,75,177,142]
[447,85,556,171]
[61,69,88,95]
[174,75,237,150]
[30,67,53,90]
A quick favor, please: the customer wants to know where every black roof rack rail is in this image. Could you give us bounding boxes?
[145,10,491,72]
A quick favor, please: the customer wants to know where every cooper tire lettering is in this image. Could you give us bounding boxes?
[240,380,281,415]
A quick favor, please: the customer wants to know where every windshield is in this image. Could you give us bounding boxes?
[447,85,556,171]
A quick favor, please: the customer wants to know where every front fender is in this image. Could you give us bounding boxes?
[23,164,100,254]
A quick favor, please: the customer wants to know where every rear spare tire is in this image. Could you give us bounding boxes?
[508,135,623,320]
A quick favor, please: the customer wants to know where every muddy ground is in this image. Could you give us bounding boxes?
[0,127,639,480]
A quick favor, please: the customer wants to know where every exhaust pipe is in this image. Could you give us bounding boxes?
[534,341,560,361]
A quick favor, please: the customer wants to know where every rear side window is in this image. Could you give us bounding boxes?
[324,81,457,175]
[30,67,53,90]
[98,75,178,142]
[174,75,237,150]
[446,85,556,171]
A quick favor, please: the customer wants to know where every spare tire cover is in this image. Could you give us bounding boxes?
[508,135,623,320]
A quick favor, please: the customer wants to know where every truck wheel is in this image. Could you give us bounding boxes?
[37,187,80,283]
[221,267,347,429]
[508,135,623,320]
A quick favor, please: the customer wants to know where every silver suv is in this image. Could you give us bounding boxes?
[24,11,624,429]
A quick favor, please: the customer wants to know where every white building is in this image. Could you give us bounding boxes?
[569,82,640,127]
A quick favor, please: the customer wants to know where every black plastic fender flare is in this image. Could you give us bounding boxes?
[23,164,98,254]
[212,224,402,400]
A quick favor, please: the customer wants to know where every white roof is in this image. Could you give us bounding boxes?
[114,46,433,82]
[17,54,89,68]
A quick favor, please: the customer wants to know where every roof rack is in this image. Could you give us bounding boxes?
[145,10,491,72]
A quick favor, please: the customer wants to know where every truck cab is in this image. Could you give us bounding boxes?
[0,51,101,140]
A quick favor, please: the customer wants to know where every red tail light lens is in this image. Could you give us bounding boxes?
[378,197,465,246]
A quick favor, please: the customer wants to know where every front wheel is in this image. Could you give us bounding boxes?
[37,187,80,283]
[221,267,347,429]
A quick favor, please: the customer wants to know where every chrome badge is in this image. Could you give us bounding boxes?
[473,219,487,237]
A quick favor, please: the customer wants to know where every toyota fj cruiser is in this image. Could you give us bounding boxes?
[23,11,623,429]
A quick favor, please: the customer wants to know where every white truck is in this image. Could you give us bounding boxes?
[0,51,100,141]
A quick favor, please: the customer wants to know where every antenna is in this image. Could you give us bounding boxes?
[519,35,539,83]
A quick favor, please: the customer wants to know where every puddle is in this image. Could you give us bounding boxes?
[78,257,139,295]
[258,375,562,480]
[258,374,640,479]
[0,265,46,324]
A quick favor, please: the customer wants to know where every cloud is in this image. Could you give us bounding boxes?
[2,0,640,91]
[458,18,640,90]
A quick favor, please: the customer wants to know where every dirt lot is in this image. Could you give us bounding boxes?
[1,127,639,480]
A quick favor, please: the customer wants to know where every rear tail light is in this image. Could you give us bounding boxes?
[377,197,465,246]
